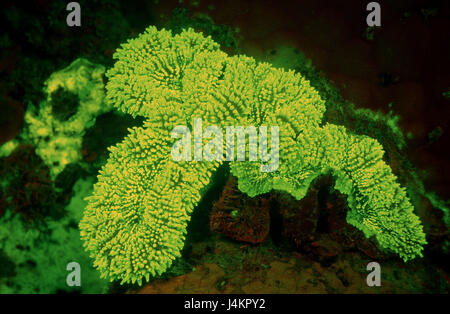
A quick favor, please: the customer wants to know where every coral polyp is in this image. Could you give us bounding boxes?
[79,26,426,285]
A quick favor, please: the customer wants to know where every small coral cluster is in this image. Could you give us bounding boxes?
[25,58,111,178]
[80,26,426,285]
[0,58,111,178]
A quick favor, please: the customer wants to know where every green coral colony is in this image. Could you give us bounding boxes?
[79,26,427,285]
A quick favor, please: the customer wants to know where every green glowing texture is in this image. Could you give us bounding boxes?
[24,58,111,178]
[0,178,108,293]
[80,26,426,285]
[0,140,19,158]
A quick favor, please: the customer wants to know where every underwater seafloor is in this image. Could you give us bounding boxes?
[0,0,449,294]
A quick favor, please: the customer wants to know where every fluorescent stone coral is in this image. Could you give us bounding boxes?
[80,26,426,285]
